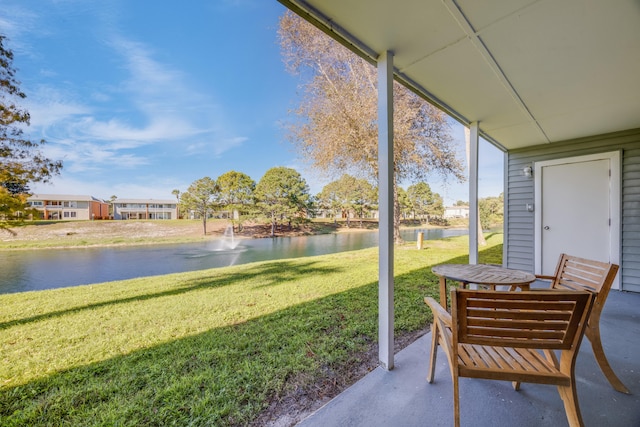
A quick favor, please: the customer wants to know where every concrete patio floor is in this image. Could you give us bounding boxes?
[298,289,640,427]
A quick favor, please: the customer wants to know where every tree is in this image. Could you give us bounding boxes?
[407,181,434,223]
[1,35,62,233]
[317,174,377,227]
[2,179,30,195]
[171,189,180,219]
[316,180,343,225]
[397,187,412,220]
[254,167,311,237]
[108,195,117,219]
[179,177,219,235]
[349,177,377,227]
[0,190,35,224]
[428,192,445,219]
[278,11,464,243]
[217,171,256,231]
[479,193,504,230]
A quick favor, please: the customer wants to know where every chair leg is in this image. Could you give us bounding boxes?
[453,374,461,427]
[513,349,559,390]
[586,326,630,394]
[427,321,439,383]
[557,380,585,427]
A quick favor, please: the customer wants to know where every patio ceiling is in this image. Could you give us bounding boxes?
[278,0,640,151]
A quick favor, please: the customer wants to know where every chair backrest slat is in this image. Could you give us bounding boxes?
[466,309,573,321]
[552,254,618,295]
[454,289,592,350]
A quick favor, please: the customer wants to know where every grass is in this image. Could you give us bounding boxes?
[0,219,344,250]
[0,220,213,250]
[0,233,502,426]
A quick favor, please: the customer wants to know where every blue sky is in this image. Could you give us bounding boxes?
[1,0,503,205]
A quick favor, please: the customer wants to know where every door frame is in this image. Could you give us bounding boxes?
[534,151,621,287]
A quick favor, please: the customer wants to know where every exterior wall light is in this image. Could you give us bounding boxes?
[523,166,533,178]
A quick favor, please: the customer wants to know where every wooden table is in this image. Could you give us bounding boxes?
[432,264,536,308]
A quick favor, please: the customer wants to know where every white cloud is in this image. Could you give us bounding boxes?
[39,140,148,173]
[90,91,111,102]
[79,117,199,144]
[213,137,248,155]
[0,5,40,45]
[26,86,91,128]
[19,32,250,177]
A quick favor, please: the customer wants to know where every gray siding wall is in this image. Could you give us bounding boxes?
[505,128,640,293]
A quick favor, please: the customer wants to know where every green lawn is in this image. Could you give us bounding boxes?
[0,233,502,426]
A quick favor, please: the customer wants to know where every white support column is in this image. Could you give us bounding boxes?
[468,122,479,264]
[378,50,394,370]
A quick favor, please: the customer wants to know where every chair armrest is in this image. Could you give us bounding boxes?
[535,274,556,281]
[424,296,452,328]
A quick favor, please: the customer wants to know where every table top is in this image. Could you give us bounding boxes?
[432,264,536,286]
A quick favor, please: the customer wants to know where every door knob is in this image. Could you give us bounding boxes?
[544,226,550,230]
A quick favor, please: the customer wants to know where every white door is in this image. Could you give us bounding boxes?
[534,152,620,287]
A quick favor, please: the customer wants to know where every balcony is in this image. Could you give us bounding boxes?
[298,288,640,426]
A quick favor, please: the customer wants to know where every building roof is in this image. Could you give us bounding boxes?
[114,199,176,204]
[28,194,106,203]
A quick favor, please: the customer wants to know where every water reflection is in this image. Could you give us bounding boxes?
[0,228,466,294]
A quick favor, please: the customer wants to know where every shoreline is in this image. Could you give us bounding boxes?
[0,220,454,251]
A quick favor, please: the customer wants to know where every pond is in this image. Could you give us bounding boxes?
[0,228,467,294]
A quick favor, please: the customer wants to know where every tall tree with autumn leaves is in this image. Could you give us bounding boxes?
[278,11,464,243]
[1,35,62,233]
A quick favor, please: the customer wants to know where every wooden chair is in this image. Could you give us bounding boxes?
[536,254,628,394]
[425,288,595,427]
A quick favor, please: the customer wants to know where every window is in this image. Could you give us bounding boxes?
[152,212,172,220]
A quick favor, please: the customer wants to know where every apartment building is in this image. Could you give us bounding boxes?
[112,199,178,220]
[443,205,469,219]
[27,194,110,220]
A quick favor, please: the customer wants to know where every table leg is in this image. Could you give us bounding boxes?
[508,284,530,292]
[439,277,447,308]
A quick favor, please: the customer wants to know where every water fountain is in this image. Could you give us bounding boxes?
[185,224,245,259]
[179,224,246,267]
[221,225,240,250]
